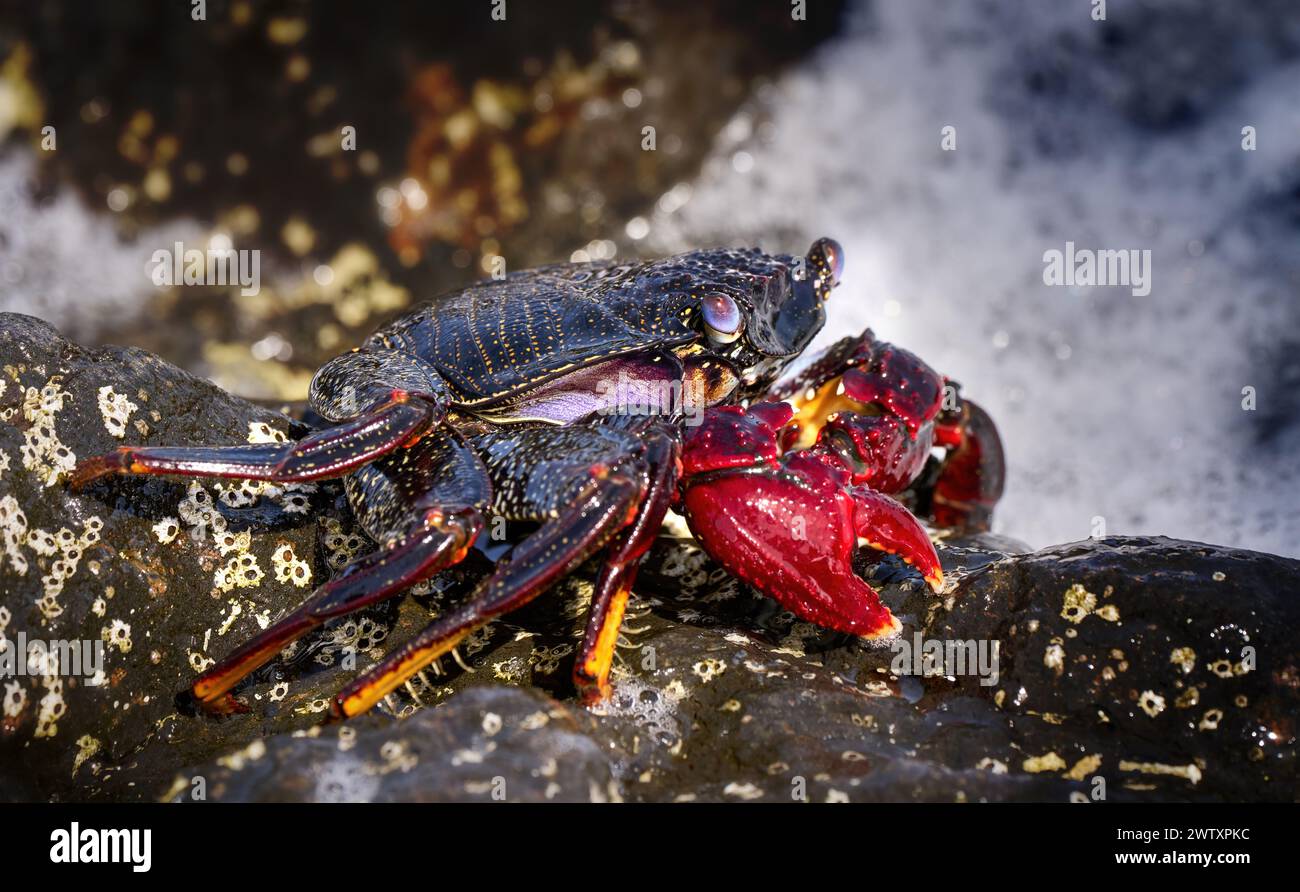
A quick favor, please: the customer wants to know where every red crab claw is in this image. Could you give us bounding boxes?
[773,331,946,492]
[678,403,942,639]
[771,329,1005,532]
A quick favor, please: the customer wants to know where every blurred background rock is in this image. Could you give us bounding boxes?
[0,0,844,395]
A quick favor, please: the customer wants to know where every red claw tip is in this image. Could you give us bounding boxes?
[851,487,944,594]
[862,611,903,640]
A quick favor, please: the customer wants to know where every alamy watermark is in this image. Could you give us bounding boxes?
[0,633,103,678]
[890,633,1000,687]
[148,240,261,296]
[1043,241,1151,297]
[595,369,706,426]
[49,823,151,873]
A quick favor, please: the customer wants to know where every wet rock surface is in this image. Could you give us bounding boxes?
[0,313,351,802]
[932,538,1299,800]
[1,316,1296,802]
[166,686,621,804]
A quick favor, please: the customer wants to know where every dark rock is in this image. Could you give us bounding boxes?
[0,313,360,800]
[1,316,1295,802]
[164,686,620,803]
[933,537,1300,801]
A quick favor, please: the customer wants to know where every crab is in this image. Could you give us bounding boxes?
[71,237,1003,719]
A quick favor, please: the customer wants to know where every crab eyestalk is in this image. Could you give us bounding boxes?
[677,403,942,640]
[807,237,844,301]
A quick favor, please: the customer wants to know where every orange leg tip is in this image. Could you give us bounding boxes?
[68,451,129,491]
[576,662,618,706]
[574,662,615,706]
[331,689,374,721]
[178,686,248,717]
[190,667,241,704]
[925,568,945,593]
[578,682,613,707]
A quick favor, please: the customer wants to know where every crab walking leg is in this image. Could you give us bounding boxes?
[184,507,483,714]
[773,329,1004,531]
[331,469,644,719]
[183,428,492,714]
[70,391,438,489]
[927,398,1006,532]
[574,429,681,704]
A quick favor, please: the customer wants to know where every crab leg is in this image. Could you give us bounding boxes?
[330,465,644,719]
[574,428,681,704]
[176,429,491,714]
[71,390,438,489]
[775,333,943,493]
[774,329,1005,533]
[925,398,1006,532]
[183,506,482,714]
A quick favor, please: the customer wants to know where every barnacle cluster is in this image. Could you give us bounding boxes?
[26,515,103,620]
[19,378,76,487]
[96,385,138,439]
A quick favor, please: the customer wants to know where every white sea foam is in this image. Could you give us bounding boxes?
[648,0,1300,556]
[0,153,202,338]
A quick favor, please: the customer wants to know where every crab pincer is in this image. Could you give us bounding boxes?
[678,402,942,639]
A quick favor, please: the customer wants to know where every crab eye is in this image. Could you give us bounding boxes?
[809,237,844,291]
[702,293,743,344]
[820,238,844,285]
